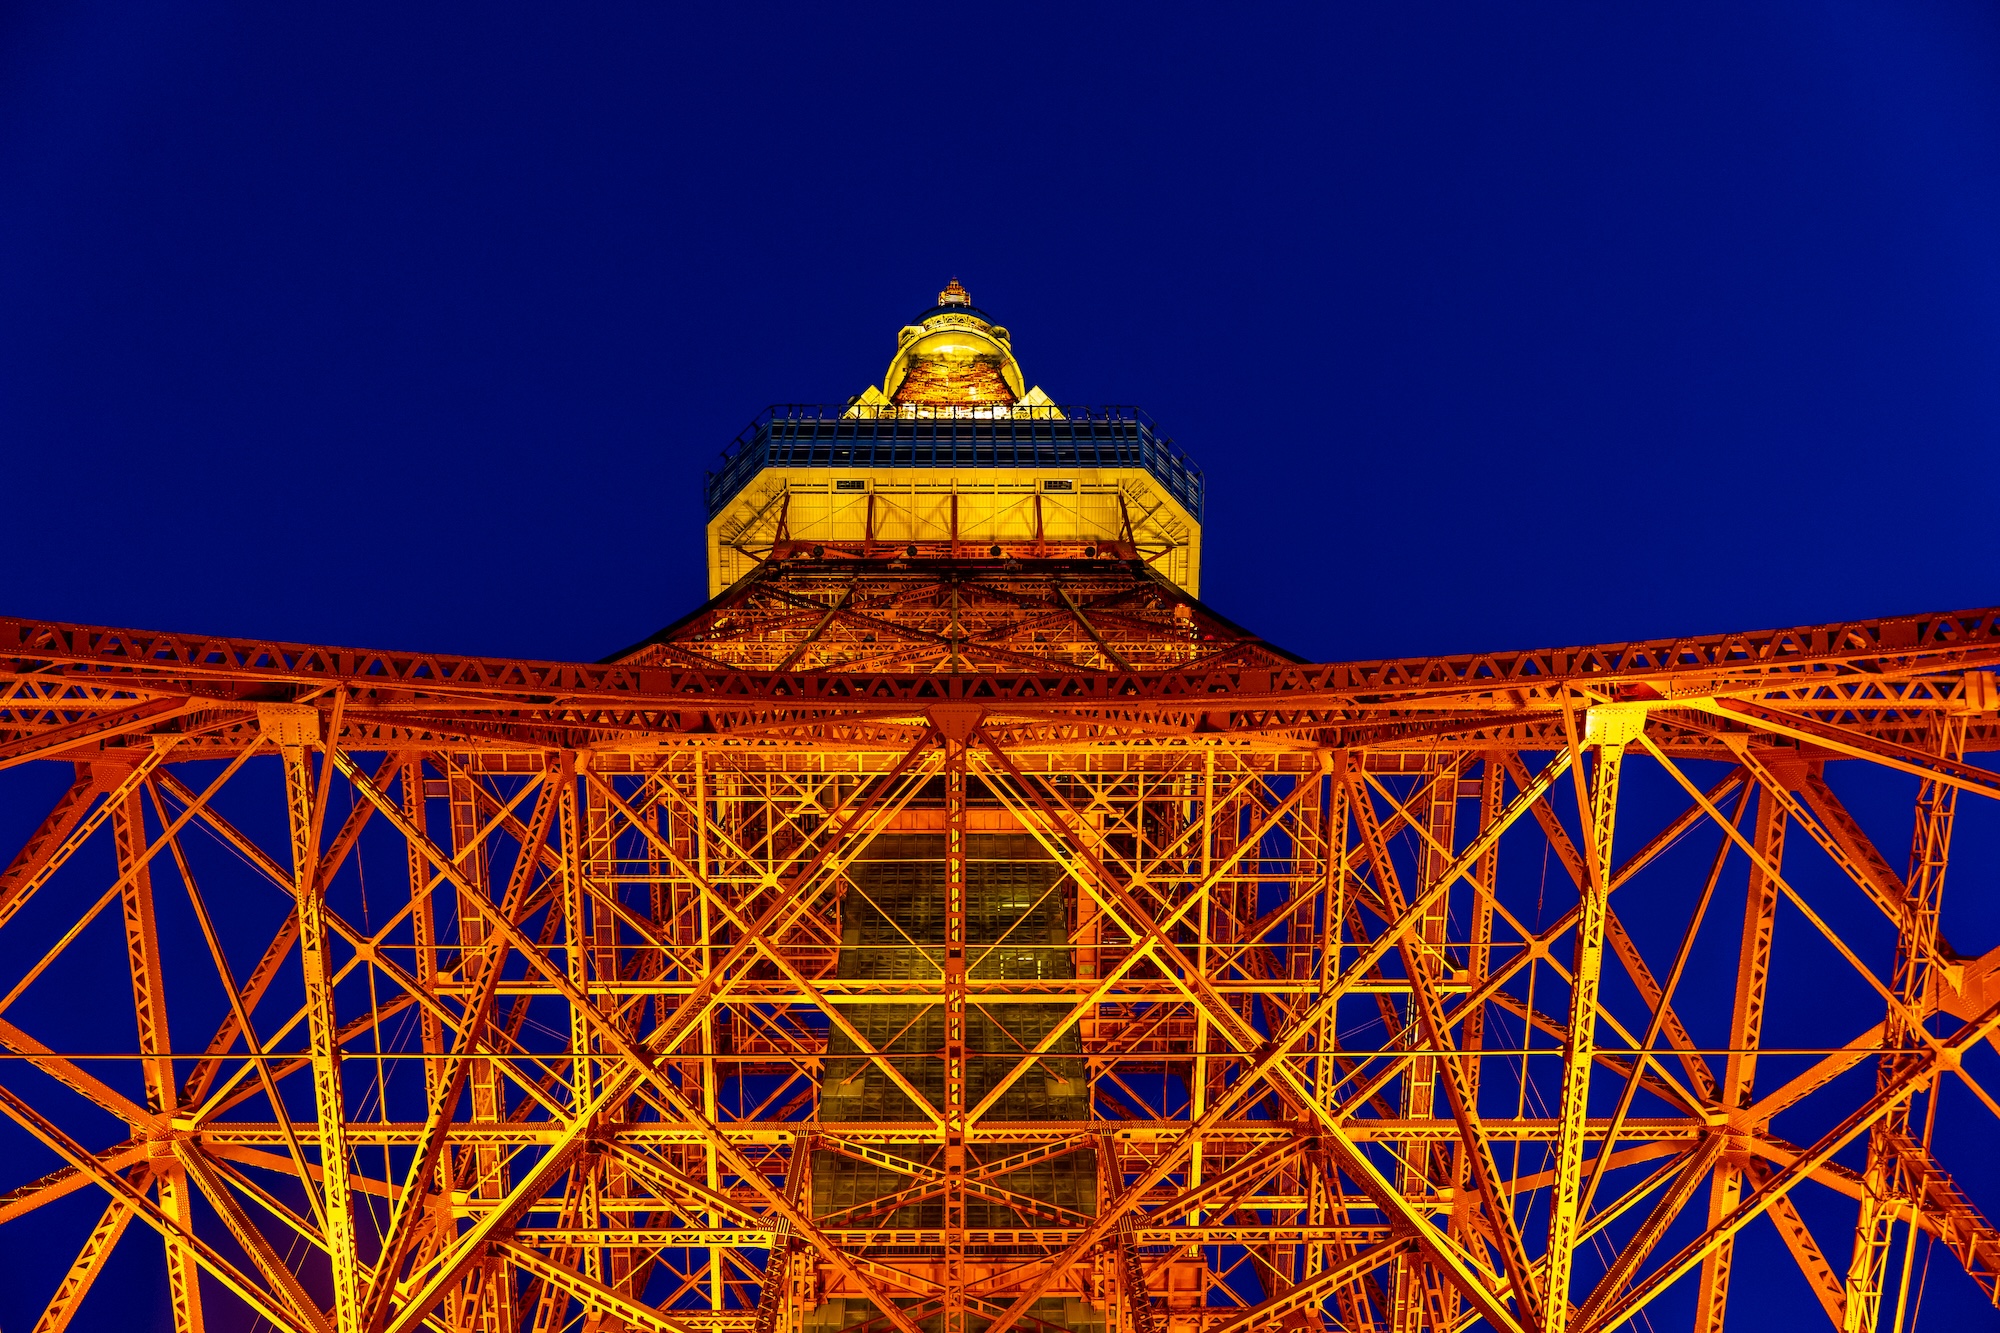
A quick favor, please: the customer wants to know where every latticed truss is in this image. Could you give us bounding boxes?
[612,558,1289,678]
[1,590,1998,1333]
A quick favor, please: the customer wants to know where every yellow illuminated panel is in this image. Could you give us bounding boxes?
[705,468,1201,597]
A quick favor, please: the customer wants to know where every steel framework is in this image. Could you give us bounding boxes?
[1,582,1998,1333]
[4,281,1999,1333]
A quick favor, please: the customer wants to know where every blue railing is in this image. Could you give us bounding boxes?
[703,405,1204,522]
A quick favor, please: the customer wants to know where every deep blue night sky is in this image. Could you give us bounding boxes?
[4,4,1997,663]
[3,4,1999,1330]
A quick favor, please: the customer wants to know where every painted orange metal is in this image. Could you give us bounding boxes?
[2,290,1998,1329]
[0,588,1994,1332]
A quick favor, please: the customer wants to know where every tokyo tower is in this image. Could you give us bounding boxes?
[3,279,1998,1333]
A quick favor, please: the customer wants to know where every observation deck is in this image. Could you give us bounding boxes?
[705,405,1203,522]
[702,406,1206,598]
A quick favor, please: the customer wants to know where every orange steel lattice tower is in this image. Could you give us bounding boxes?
[3,282,2000,1333]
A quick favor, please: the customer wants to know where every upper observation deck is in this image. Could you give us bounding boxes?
[704,405,1204,520]
[700,282,1207,597]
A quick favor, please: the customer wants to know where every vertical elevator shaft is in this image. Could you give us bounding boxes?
[803,809,1103,1333]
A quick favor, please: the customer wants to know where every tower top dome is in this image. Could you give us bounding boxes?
[873,279,1031,407]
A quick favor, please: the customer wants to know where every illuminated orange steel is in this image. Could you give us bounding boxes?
[2,287,1999,1332]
